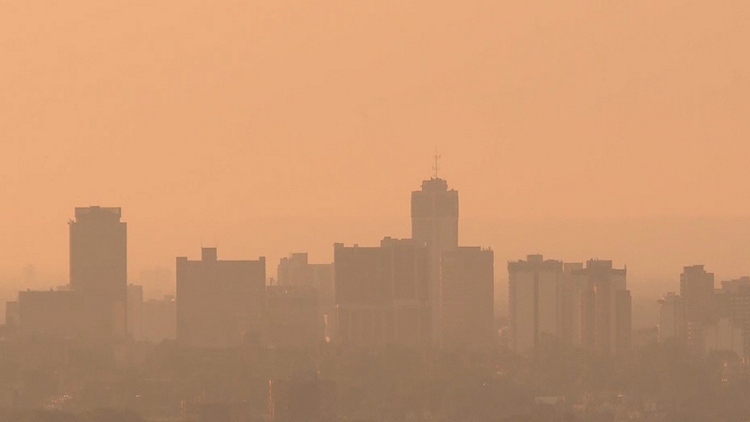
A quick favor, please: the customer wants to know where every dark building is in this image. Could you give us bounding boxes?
[69,206,128,341]
[176,247,266,348]
[440,247,495,352]
[269,373,336,422]
[334,238,431,349]
[411,177,459,343]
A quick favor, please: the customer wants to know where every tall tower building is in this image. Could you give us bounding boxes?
[680,265,715,354]
[508,255,564,354]
[440,247,494,352]
[411,176,458,343]
[658,292,682,342]
[570,260,631,355]
[69,206,127,340]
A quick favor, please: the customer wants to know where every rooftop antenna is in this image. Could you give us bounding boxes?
[432,151,441,179]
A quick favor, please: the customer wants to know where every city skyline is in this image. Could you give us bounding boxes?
[1,1,748,420]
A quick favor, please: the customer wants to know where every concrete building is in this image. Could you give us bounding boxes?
[440,247,494,352]
[69,206,128,341]
[276,255,336,342]
[570,260,631,355]
[176,247,266,348]
[717,277,750,357]
[334,238,431,349]
[411,177,458,343]
[658,292,682,342]
[705,317,744,357]
[311,263,336,342]
[508,255,564,353]
[561,262,584,347]
[680,265,715,354]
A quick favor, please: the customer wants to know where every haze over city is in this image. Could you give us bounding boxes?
[1,1,749,421]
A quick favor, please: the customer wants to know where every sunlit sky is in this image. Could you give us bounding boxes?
[1,1,749,297]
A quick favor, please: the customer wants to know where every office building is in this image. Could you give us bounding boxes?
[411,176,458,343]
[570,260,631,355]
[508,255,564,353]
[658,292,682,342]
[705,318,744,357]
[176,247,266,348]
[311,263,336,341]
[680,265,715,354]
[69,206,128,341]
[334,238,431,349]
[441,247,494,352]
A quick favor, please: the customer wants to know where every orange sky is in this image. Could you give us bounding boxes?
[1,1,749,296]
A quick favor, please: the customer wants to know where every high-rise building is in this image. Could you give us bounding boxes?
[717,277,750,357]
[334,238,431,349]
[311,263,336,342]
[658,292,682,342]
[704,318,744,357]
[411,177,458,343]
[508,255,564,354]
[440,247,494,352]
[561,262,583,346]
[680,265,715,354]
[176,248,266,348]
[570,260,631,355]
[276,254,336,341]
[69,206,127,341]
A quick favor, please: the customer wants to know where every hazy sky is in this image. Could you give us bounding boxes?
[1,1,749,293]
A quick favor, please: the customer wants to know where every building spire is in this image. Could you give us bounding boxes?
[432,151,441,179]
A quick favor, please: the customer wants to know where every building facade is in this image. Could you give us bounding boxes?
[411,177,458,344]
[69,206,128,341]
[680,265,715,355]
[508,255,564,353]
[334,238,431,349]
[440,247,494,352]
[176,248,266,348]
